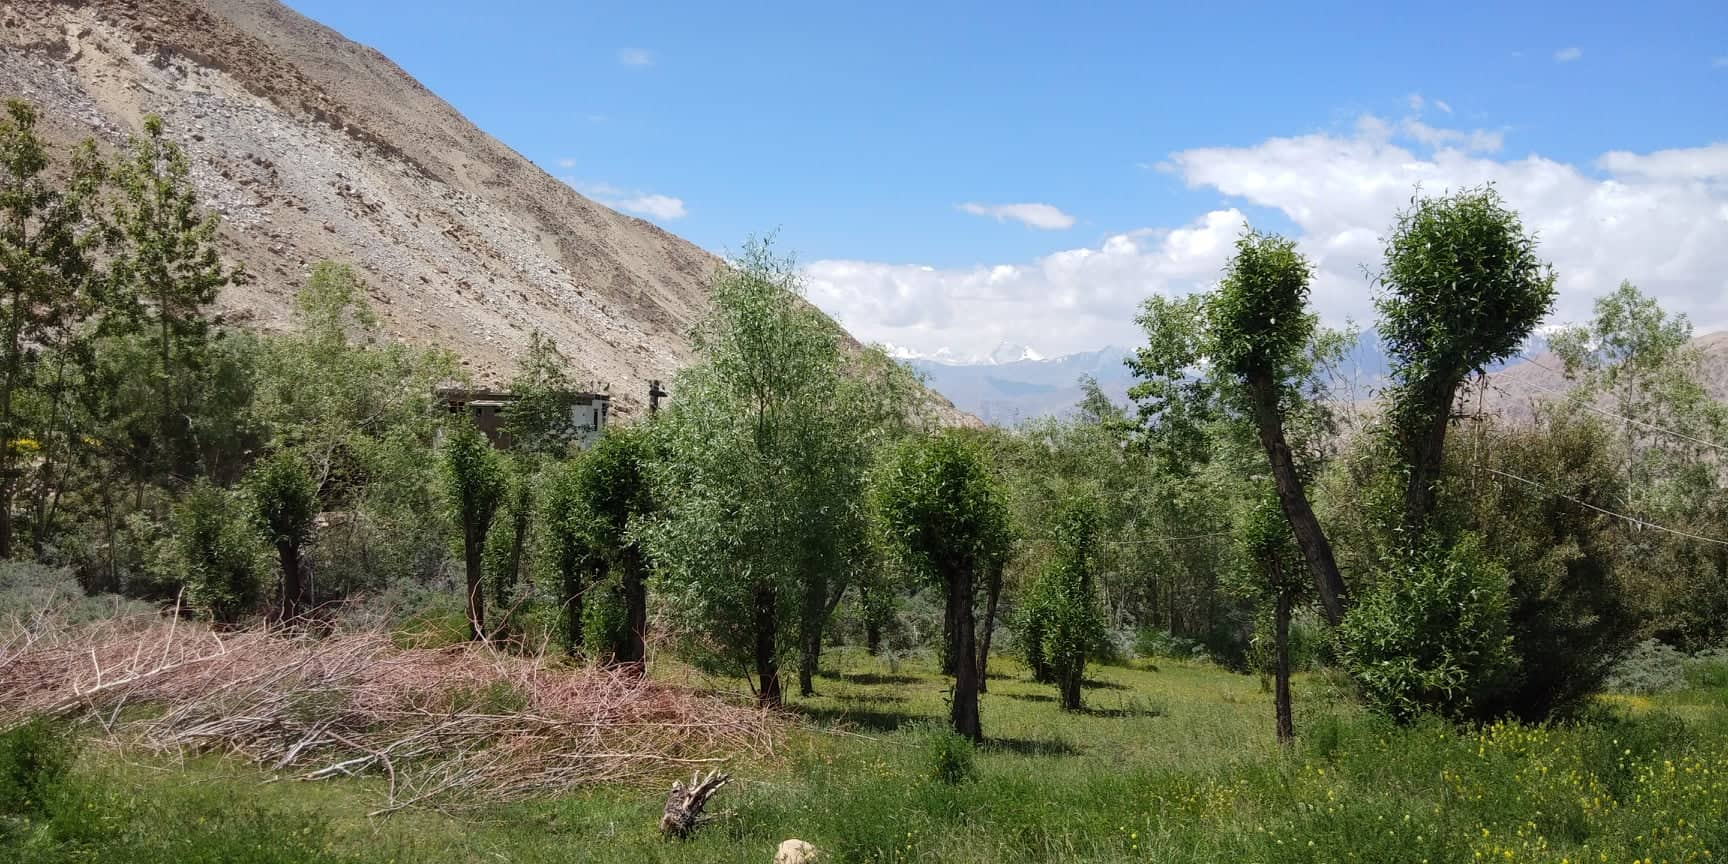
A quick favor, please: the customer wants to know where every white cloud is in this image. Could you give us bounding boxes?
[557,158,576,169]
[1713,56,1728,68]
[1433,99,1453,114]
[570,181,687,221]
[619,48,653,67]
[1554,46,1583,62]
[1407,93,1426,112]
[804,117,1728,361]
[956,202,1077,230]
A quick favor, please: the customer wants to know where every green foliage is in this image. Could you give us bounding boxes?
[440,420,504,638]
[245,450,318,551]
[502,330,582,457]
[645,238,913,700]
[171,481,267,623]
[917,723,977,785]
[1338,534,1517,721]
[1205,230,1317,386]
[1376,185,1555,529]
[482,457,535,610]
[536,457,601,654]
[870,431,1013,590]
[0,718,75,818]
[1020,494,1106,709]
[1604,639,1688,695]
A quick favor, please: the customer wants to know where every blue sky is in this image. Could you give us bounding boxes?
[284,0,1728,361]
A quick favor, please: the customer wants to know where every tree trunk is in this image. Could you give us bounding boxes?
[797,573,826,698]
[865,619,881,655]
[276,540,303,620]
[498,514,528,608]
[941,583,958,675]
[1401,377,1457,534]
[617,551,648,666]
[1247,371,1349,626]
[977,561,1003,693]
[1059,665,1082,712]
[1274,587,1294,744]
[464,523,485,640]
[563,566,586,657]
[753,582,782,708]
[948,564,981,741]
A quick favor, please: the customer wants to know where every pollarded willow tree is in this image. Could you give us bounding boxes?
[1229,494,1309,742]
[1023,493,1106,711]
[645,238,911,707]
[441,421,505,640]
[871,430,1013,740]
[1377,186,1555,532]
[1130,231,1350,626]
[244,449,319,619]
[564,423,655,665]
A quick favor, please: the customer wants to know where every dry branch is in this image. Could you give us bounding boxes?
[0,612,780,812]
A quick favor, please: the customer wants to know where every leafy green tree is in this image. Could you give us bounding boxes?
[172,480,267,625]
[1228,494,1309,741]
[244,449,319,618]
[565,424,655,664]
[1130,231,1349,626]
[102,114,246,482]
[484,457,535,611]
[0,100,101,558]
[441,421,505,640]
[645,239,906,706]
[1028,494,1105,711]
[872,430,1013,740]
[503,331,583,457]
[538,457,601,656]
[1376,186,1555,532]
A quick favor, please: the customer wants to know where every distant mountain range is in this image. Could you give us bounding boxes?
[899,343,1138,425]
[904,332,1607,426]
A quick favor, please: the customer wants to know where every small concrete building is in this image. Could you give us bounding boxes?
[437,387,610,450]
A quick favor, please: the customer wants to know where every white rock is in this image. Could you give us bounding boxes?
[774,839,819,864]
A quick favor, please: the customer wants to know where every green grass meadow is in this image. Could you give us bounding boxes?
[5,649,1728,863]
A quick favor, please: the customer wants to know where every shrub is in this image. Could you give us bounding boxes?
[1338,533,1517,722]
[172,481,268,624]
[918,724,977,785]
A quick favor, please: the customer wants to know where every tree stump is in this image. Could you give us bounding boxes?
[658,769,731,839]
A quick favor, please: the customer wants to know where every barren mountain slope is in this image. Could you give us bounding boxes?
[0,0,969,421]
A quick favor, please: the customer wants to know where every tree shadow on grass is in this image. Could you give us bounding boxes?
[1076,703,1164,719]
[821,671,924,686]
[834,692,908,705]
[982,737,1082,757]
[794,704,925,733]
[1081,678,1130,691]
[1003,692,1056,704]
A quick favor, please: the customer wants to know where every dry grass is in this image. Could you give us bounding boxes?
[0,606,782,814]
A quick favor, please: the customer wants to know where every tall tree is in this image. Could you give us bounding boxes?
[245,449,319,619]
[1229,494,1308,742]
[1377,186,1555,533]
[103,114,246,482]
[566,424,656,665]
[539,457,601,656]
[1131,231,1349,625]
[1027,493,1105,711]
[872,430,1013,741]
[441,421,504,640]
[644,238,884,708]
[0,100,101,558]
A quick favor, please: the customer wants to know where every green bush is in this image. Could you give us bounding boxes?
[171,482,268,624]
[1338,533,1517,721]
[918,723,977,785]
[0,718,75,817]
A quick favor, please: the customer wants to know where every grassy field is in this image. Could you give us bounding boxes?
[5,648,1728,863]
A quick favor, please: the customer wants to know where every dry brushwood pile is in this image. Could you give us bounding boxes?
[0,609,781,813]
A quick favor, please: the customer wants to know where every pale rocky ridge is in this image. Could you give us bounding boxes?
[0,0,972,423]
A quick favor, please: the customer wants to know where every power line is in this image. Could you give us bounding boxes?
[1480,465,1728,547]
[1498,353,1728,455]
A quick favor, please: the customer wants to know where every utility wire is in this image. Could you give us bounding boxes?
[1481,465,1728,547]
[1499,353,1728,455]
